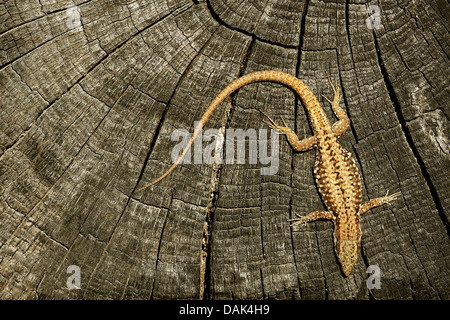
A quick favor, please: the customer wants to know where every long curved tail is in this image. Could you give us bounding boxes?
[134,70,330,193]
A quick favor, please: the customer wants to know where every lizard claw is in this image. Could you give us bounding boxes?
[326,72,339,95]
[262,119,276,129]
[259,109,289,135]
[382,190,402,206]
[288,214,308,227]
[324,72,342,107]
[322,94,333,105]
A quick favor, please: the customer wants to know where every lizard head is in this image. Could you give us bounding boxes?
[334,238,360,276]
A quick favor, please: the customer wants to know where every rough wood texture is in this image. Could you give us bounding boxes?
[0,0,448,300]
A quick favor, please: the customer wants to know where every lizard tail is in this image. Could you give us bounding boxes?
[132,87,231,194]
[134,70,327,193]
[133,120,202,194]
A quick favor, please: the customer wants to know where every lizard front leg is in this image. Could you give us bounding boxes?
[358,191,402,215]
[259,109,317,152]
[288,211,335,226]
[323,76,350,137]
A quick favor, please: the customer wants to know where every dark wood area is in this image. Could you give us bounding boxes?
[0,0,448,299]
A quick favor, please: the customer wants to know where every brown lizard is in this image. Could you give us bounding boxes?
[135,70,401,276]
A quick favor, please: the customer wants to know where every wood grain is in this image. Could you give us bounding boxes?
[0,0,448,299]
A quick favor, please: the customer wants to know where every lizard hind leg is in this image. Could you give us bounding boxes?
[258,109,317,152]
[358,191,402,215]
[288,210,335,227]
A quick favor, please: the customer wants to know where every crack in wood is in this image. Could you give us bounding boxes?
[1,0,449,300]
[204,0,298,49]
[131,26,220,196]
[0,0,91,37]
[149,196,172,300]
[371,29,449,238]
[199,34,256,300]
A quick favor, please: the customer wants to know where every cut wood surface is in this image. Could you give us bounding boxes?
[0,0,448,299]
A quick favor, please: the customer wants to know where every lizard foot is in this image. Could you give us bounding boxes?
[258,109,292,135]
[288,214,309,227]
[381,190,402,205]
[288,211,335,227]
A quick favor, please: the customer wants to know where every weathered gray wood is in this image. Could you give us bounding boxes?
[0,0,448,300]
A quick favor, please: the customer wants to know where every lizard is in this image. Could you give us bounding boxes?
[134,70,401,276]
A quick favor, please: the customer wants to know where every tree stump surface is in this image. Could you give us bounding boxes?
[0,0,448,300]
